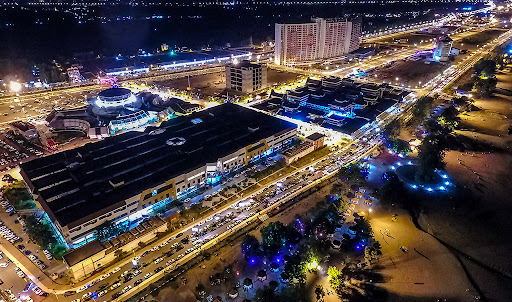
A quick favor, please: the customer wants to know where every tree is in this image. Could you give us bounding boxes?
[283,254,306,284]
[441,105,459,121]
[241,235,261,260]
[435,105,460,132]
[261,222,288,258]
[278,284,308,302]
[315,285,326,301]
[412,96,435,122]
[415,134,446,183]
[379,172,408,205]
[474,75,497,96]
[437,116,458,131]
[94,220,122,242]
[387,139,410,154]
[328,266,343,293]
[269,280,279,291]
[457,82,474,93]
[383,119,401,140]
[337,164,366,185]
[254,286,277,302]
[423,118,444,134]
[3,181,36,210]
[452,96,472,111]
[285,223,302,245]
[24,215,58,250]
[474,59,496,78]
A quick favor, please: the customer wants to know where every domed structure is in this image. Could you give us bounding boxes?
[96,88,135,107]
[47,86,200,137]
[92,87,142,120]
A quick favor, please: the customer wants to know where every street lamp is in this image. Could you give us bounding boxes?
[307,260,319,270]
[10,81,22,93]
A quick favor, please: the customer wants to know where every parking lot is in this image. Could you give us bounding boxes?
[0,131,46,174]
[0,186,70,301]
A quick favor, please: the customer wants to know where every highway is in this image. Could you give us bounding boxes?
[0,67,224,127]
[0,85,401,302]
[0,9,509,302]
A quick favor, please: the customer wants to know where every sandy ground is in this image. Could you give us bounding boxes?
[411,72,512,301]
[153,68,300,98]
[362,155,478,302]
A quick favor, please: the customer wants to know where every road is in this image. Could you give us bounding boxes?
[0,67,224,127]
[271,22,495,81]
[0,9,509,302]
[0,20,491,128]
[0,94,388,302]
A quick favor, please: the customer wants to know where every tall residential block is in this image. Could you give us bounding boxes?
[275,18,362,65]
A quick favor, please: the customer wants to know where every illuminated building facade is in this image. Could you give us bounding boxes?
[67,65,85,83]
[46,87,188,137]
[275,18,362,65]
[91,87,156,134]
[225,60,268,93]
[20,104,297,247]
[433,35,453,62]
[254,77,414,143]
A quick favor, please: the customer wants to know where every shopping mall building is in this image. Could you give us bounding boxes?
[20,103,297,247]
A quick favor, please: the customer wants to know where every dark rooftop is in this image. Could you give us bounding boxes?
[306,133,325,141]
[21,103,296,228]
[63,239,105,267]
[228,60,263,69]
[9,121,36,132]
[97,87,131,98]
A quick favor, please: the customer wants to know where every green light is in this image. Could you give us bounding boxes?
[170,51,175,56]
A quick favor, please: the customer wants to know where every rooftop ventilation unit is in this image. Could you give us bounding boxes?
[109,180,125,188]
[166,137,186,146]
[149,128,166,135]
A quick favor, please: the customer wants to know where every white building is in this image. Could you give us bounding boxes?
[275,18,361,66]
[433,35,453,62]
